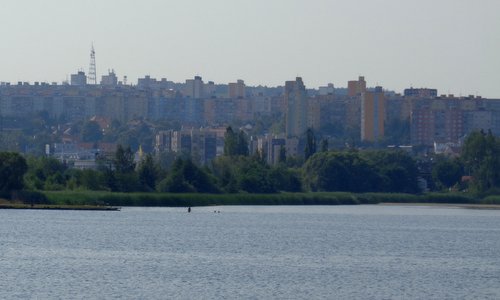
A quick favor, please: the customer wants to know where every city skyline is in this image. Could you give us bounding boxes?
[1,0,499,97]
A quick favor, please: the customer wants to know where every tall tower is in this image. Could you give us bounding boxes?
[285,77,308,138]
[88,44,97,85]
[361,86,385,142]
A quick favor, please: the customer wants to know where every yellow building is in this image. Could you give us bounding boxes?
[361,87,385,141]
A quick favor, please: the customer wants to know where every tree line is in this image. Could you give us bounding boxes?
[1,128,500,197]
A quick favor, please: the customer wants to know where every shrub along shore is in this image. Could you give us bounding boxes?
[3,131,500,211]
[33,191,500,207]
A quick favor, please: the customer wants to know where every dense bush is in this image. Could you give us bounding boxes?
[8,130,500,201]
[11,190,48,204]
[303,150,419,193]
[0,152,28,194]
[41,191,483,207]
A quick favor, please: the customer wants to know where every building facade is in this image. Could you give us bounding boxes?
[361,86,385,141]
[284,77,308,138]
[347,76,366,97]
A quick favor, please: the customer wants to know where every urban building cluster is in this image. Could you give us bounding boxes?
[1,68,500,167]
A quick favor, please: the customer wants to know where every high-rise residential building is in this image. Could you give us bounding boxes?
[228,79,246,99]
[307,98,322,130]
[348,76,366,97]
[251,94,272,115]
[171,130,192,154]
[100,70,118,86]
[285,77,308,138]
[137,76,170,90]
[254,135,302,165]
[190,129,217,165]
[165,128,217,164]
[267,136,286,165]
[205,81,216,98]
[184,76,204,98]
[137,75,156,88]
[318,83,335,96]
[155,130,173,153]
[408,96,485,146]
[361,86,385,141]
[404,88,438,98]
[70,71,87,86]
[255,135,286,165]
[411,108,463,146]
[235,98,252,122]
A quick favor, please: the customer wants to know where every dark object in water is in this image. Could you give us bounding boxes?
[188,207,191,213]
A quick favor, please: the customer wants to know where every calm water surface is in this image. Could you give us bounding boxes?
[1,205,499,299]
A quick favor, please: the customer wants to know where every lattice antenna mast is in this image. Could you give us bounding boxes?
[88,44,97,85]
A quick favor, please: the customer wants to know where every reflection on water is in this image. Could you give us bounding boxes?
[1,205,499,299]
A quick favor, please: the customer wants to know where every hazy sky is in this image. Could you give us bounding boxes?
[1,0,499,97]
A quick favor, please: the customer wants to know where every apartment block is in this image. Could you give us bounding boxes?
[228,80,246,99]
[285,77,308,138]
[361,87,385,141]
[347,76,366,97]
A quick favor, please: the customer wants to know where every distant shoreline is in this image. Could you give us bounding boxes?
[4,190,499,209]
[379,203,500,210]
[2,202,499,211]
[37,191,500,207]
[0,203,120,211]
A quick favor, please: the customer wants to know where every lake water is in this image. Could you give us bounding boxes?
[1,205,499,299]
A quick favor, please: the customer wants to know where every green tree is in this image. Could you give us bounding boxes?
[114,145,135,174]
[102,166,118,192]
[0,152,28,194]
[24,156,67,191]
[157,158,219,193]
[224,127,249,157]
[81,121,102,143]
[138,154,159,191]
[462,130,500,191]
[115,172,140,192]
[363,150,420,193]
[304,128,317,160]
[237,130,249,156]
[278,145,286,164]
[80,169,105,190]
[210,156,239,193]
[44,172,66,191]
[224,126,248,156]
[303,151,351,192]
[104,145,140,192]
[432,155,463,190]
[236,158,275,193]
[320,139,329,152]
[211,156,275,193]
[270,165,302,192]
[302,150,418,193]
[223,126,238,156]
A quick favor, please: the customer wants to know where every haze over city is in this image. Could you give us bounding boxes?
[3,1,500,299]
[1,0,499,97]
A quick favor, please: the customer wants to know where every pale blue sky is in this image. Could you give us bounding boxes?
[0,0,499,97]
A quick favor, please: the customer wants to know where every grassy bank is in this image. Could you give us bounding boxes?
[43,191,366,207]
[481,195,500,205]
[0,198,119,210]
[35,191,494,207]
